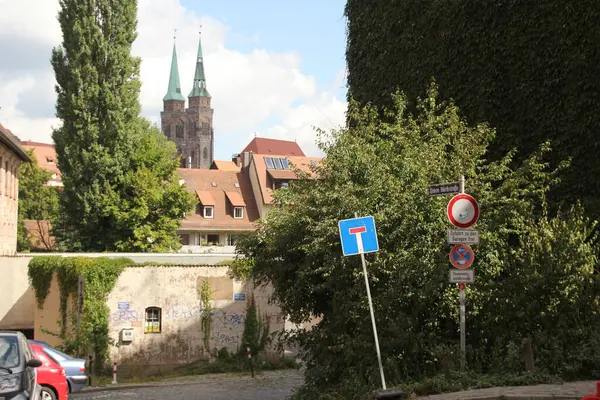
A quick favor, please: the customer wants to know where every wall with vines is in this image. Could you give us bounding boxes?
[344,0,600,218]
[28,256,133,373]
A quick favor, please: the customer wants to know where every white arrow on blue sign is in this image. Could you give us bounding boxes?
[338,216,380,256]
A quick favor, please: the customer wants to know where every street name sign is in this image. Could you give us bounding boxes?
[449,269,474,283]
[447,193,480,228]
[449,244,475,269]
[448,229,480,244]
[428,182,460,196]
[338,216,380,256]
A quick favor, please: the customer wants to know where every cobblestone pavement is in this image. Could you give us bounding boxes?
[71,370,304,400]
[417,380,598,399]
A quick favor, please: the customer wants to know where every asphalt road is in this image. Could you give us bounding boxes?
[71,370,304,400]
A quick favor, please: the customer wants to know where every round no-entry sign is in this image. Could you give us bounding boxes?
[449,244,475,269]
[447,193,479,228]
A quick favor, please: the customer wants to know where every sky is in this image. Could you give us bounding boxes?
[0,0,348,159]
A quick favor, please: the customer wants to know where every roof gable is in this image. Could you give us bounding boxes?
[241,137,306,156]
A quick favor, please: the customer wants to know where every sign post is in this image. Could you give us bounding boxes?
[338,215,386,390]
[458,176,466,372]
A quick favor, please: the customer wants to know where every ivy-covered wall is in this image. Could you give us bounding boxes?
[344,0,600,217]
[28,256,132,373]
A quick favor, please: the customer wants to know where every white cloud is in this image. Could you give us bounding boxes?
[0,0,346,157]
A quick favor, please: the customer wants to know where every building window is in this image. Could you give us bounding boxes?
[274,181,289,190]
[144,307,162,334]
[234,206,244,219]
[206,234,219,245]
[164,125,171,138]
[179,234,190,245]
[204,205,214,218]
[196,203,202,215]
[264,157,274,169]
[227,234,242,246]
[176,122,184,139]
[203,147,208,160]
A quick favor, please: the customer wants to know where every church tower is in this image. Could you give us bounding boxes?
[160,32,214,169]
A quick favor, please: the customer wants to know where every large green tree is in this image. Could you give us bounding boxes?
[51,0,194,251]
[17,150,59,251]
[344,0,600,219]
[235,84,600,399]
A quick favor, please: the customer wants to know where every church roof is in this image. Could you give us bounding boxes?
[188,33,211,98]
[163,42,186,101]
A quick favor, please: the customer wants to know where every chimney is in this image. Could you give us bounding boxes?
[243,152,252,169]
[188,156,192,169]
[231,153,240,167]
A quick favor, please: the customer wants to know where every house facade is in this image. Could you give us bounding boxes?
[234,138,321,219]
[176,164,259,253]
[0,123,31,255]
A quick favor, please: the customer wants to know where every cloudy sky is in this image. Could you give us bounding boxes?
[0,0,348,159]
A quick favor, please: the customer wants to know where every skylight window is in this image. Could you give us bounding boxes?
[281,158,289,169]
[273,158,283,169]
[211,182,217,187]
[264,157,274,169]
[234,182,240,188]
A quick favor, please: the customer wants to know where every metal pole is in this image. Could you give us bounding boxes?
[355,214,387,390]
[458,175,466,372]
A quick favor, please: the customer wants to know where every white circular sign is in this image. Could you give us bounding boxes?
[447,194,479,228]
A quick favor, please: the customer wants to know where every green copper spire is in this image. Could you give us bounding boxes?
[163,40,185,101]
[188,31,211,98]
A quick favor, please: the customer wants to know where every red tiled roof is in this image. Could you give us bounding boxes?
[211,160,240,172]
[196,191,215,206]
[20,141,61,178]
[178,168,259,230]
[241,137,306,156]
[251,154,321,205]
[225,191,246,207]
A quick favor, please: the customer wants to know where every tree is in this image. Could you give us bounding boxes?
[51,0,195,251]
[235,84,600,398]
[17,150,59,251]
[344,0,600,219]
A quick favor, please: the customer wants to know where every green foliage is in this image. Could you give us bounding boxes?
[198,279,212,351]
[239,295,270,357]
[28,256,132,373]
[237,85,600,399]
[17,149,59,251]
[344,0,600,218]
[50,0,195,252]
[226,258,254,281]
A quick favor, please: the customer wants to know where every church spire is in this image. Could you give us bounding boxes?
[163,32,185,101]
[188,28,211,98]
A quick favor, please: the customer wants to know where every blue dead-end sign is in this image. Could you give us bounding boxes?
[338,216,380,256]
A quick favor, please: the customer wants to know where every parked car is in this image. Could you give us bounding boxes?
[29,344,68,400]
[0,330,43,399]
[28,341,86,394]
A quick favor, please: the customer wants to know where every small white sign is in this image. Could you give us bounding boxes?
[449,269,474,283]
[448,229,480,244]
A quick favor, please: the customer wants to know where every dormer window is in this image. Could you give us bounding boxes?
[234,206,244,219]
[204,206,214,218]
[46,157,55,165]
[265,157,290,170]
[273,158,283,169]
[265,157,274,169]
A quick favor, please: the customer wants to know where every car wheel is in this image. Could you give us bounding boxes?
[41,387,57,400]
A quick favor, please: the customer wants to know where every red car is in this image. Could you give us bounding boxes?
[30,343,69,400]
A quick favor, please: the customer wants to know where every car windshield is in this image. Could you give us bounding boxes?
[0,336,20,370]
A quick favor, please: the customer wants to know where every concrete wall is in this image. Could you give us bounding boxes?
[0,257,36,330]
[0,142,22,255]
[0,253,237,333]
[106,266,283,374]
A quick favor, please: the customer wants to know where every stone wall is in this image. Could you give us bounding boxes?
[106,265,283,375]
[0,142,22,255]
